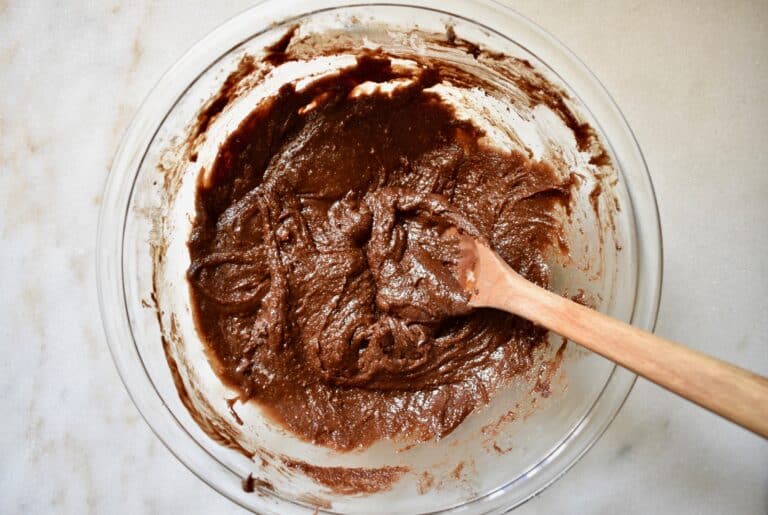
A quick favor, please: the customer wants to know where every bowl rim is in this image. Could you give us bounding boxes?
[97,1,663,513]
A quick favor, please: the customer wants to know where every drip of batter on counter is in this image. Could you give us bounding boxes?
[187,53,574,450]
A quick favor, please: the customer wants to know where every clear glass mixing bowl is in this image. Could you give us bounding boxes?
[97,1,662,513]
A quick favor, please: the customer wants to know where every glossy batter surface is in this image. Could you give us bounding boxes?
[187,55,572,449]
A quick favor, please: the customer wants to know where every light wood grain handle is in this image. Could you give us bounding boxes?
[493,274,768,438]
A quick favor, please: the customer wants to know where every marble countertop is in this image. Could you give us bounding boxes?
[1,1,766,513]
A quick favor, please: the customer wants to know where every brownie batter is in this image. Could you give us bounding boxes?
[187,54,573,450]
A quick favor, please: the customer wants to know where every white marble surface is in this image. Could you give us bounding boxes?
[1,1,766,513]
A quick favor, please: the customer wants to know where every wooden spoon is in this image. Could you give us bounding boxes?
[458,235,768,438]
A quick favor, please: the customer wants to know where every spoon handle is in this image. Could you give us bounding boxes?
[472,244,768,438]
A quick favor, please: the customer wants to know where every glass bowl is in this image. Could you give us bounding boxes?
[97,1,662,513]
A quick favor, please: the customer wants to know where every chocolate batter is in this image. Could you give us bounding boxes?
[187,54,573,450]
